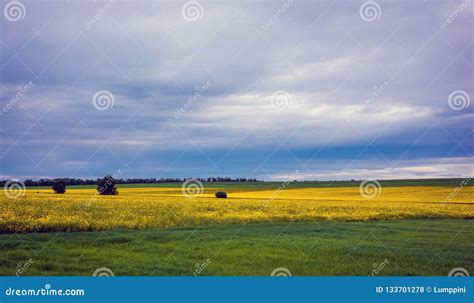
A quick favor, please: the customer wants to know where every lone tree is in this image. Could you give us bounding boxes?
[215,191,227,198]
[52,179,66,194]
[97,175,118,195]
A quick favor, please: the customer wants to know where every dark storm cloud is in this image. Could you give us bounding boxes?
[0,0,472,180]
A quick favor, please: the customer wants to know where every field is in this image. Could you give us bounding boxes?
[1,181,473,276]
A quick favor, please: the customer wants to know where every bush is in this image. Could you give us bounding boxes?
[215,191,227,198]
[52,179,66,194]
[97,175,118,195]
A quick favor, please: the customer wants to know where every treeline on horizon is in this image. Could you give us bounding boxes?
[0,177,262,187]
[0,177,469,188]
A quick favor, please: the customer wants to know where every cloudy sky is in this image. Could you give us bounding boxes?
[0,0,473,180]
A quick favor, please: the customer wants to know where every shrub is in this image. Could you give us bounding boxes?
[215,191,227,198]
[52,179,66,194]
[97,175,118,195]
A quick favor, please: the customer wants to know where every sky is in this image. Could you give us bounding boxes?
[0,0,473,181]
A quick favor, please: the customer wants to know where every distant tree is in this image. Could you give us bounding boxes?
[215,191,227,199]
[52,179,66,194]
[97,175,118,195]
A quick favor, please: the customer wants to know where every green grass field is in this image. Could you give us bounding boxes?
[2,180,472,276]
[28,178,470,190]
[1,219,472,276]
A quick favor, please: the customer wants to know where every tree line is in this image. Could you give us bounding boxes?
[0,177,261,187]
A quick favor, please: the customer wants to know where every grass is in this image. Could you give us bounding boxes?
[1,219,472,276]
[2,180,472,276]
[27,178,473,190]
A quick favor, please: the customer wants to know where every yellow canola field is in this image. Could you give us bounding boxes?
[1,186,472,233]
